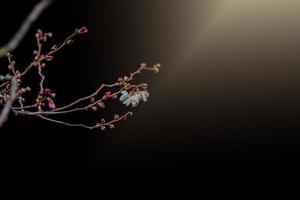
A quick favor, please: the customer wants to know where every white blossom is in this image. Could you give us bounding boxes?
[119,90,150,107]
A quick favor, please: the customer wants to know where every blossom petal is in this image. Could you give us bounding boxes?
[131,99,138,107]
[144,91,150,98]
[141,92,148,102]
[133,94,140,103]
[120,90,150,107]
[121,91,128,95]
[119,94,129,102]
[123,98,132,106]
[119,91,129,102]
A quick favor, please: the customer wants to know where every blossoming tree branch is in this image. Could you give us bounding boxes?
[0,1,161,130]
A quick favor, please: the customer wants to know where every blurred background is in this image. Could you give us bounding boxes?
[1,0,300,193]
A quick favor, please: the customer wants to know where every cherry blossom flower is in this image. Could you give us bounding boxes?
[119,90,150,107]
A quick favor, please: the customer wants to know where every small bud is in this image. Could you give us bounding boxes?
[45,55,54,61]
[114,114,120,120]
[42,36,47,42]
[154,67,160,73]
[104,91,112,98]
[66,39,74,45]
[51,45,57,50]
[47,32,53,38]
[100,126,106,131]
[101,118,106,124]
[141,63,147,68]
[97,102,105,109]
[78,26,89,34]
[48,101,56,110]
[109,124,115,129]
[44,88,51,94]
[142,83,148,90]
[91,106,98,112]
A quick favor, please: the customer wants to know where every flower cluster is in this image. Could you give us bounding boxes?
[36,88,56,110]
[119,90,150,107]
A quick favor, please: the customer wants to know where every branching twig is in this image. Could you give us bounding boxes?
[0,0,161,131]
[37,111,133,130]
[0,26,161,131]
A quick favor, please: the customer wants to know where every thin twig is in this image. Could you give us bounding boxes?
[37,111,132,130]
[20,32,78,77]
[38,66,45,92]
[38,114,99,130]
[53,65,157,112]
[13,83,145,115]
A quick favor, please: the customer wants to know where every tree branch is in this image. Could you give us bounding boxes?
[0,26,161,131]
[0,0,54,58]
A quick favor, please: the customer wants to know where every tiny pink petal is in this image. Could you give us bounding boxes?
[48,102,56,110]
[79,26,88,34]
[105,91,112,98]
[44,88,51,94]
[45,55,54,61]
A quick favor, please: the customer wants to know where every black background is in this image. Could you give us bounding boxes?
[1,0,300,197]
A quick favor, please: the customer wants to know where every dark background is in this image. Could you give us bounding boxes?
[1,0,300,196]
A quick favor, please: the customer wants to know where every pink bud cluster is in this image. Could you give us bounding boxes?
[36,88,56,110]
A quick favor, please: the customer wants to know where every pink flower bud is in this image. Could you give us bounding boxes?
[44,88,51,94]
[104,91,112,98]
[79,26,88,34]
[45,55,54,61]
[48,101,56,110]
